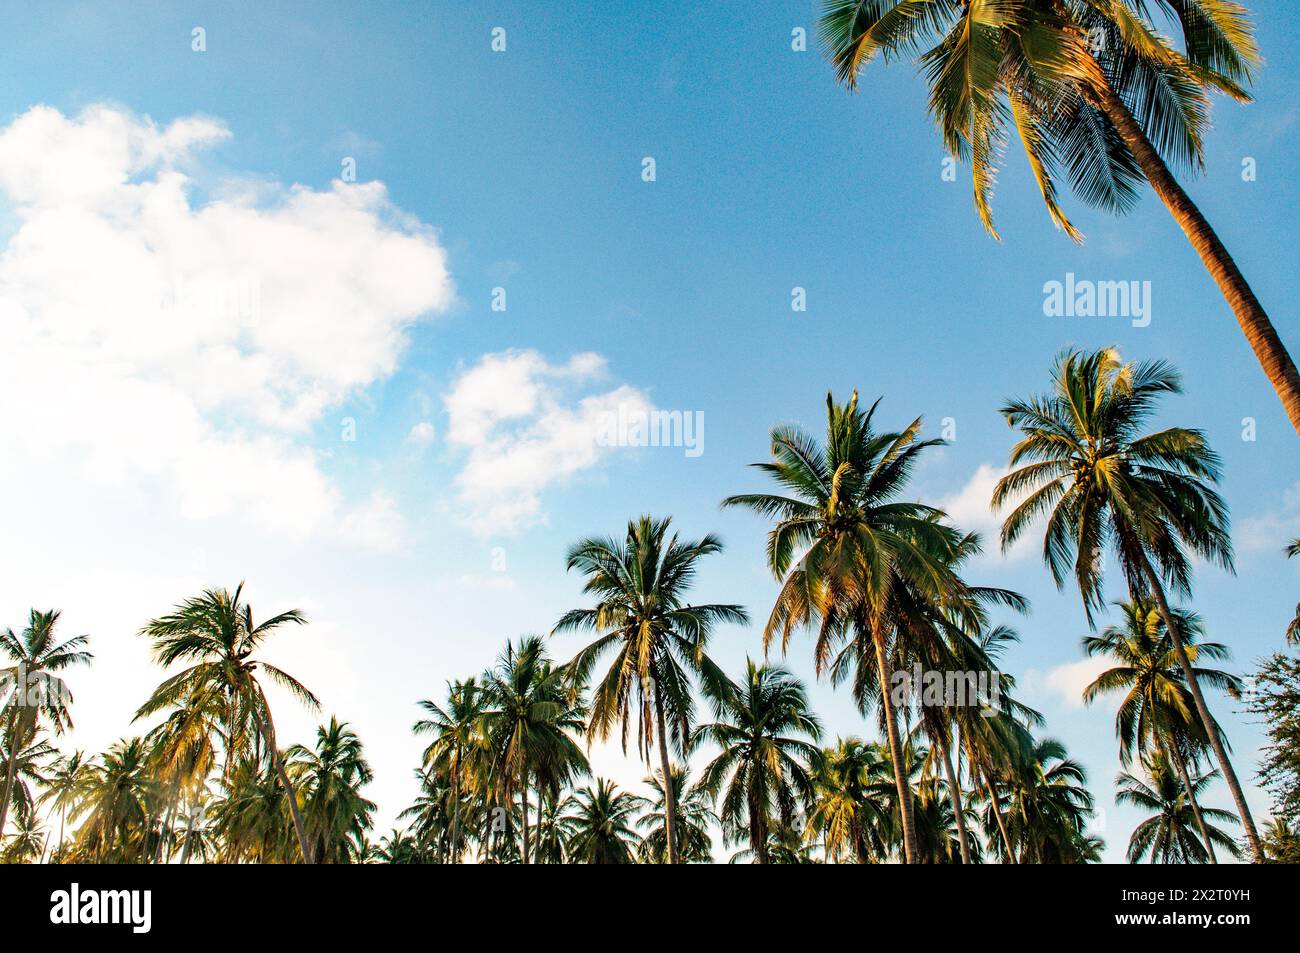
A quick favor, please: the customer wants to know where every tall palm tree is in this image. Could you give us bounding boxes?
[137,584,320,862]
[286,717,376,863]
[1082,599,1239,861]
[1119,754,1241,863]
[722,391,967,862]
[480,636,589,864]
[820,0,1299,433]
[560,778,644,864]
[693,661,822,863]
[554,515,746,864]
[994,348,1262,859]
[414,677,486,863]
[636,766,716,863]
[0,609,91,838]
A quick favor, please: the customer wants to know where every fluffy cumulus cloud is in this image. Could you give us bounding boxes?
[0,105,453,547]
[444,349,654,534]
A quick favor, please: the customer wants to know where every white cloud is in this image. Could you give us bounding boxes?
[443,349,654,535]
[939,463,1037,562]
[0,104,454,547]
[1027,655,1113,710]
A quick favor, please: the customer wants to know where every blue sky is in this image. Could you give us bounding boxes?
[1,1,1297,862]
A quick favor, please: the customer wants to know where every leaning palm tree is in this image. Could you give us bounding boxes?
[636,766,717,864]
[723,391,968,863]
[1119,754,1241,863]
[1082,599,1239,861]
[136,584,320,862]
[554,515,746,863]
[693,661,822,863]
[821,0,1299,433]
[560,778,645,864]
[994,348,1261,859]
[0,609,91,838]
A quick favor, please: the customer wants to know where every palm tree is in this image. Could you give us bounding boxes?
[480,636,589,863]
[73,738,155,863]
[820,0,1299,433]
[994,348,1262,860]
[1287,540,1299,644]
[1,810,46,863]
[560,779,644,864]
[1119,754,1241,863]
[414,678,485,862]
[554,515,746,863]
[0,609,91,838]
[39,750,89,860]
[137,584,320,862]
[636,766,716,863]
[722,391,967,862]
[286,717,376,863]
[1082,599,1239,861]
[805,737,894,862]
[984,737,1098,863]
[143,696,222,863]
[375,827,423,864]
[693,661,822,863]
[0,731,56,849]
[208,757,296,863]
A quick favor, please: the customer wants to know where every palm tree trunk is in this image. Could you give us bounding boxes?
[968,752,1016,864]
[1167,741,1217,864]
[652,685,679,864]
[258,712,314,864]
[1136,555,1264,862]
[448,760,461,864]
[57,805,66,862]
[180,802,198,864]
[1086,74,1300,436]
[749,788,769,864]
[940,735,972,864]
[870,622,918,863]
[155,780,181,864]
[521,775,531,865]
[0,713,25,840]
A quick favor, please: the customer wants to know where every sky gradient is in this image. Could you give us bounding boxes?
[1,1,1297,862]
